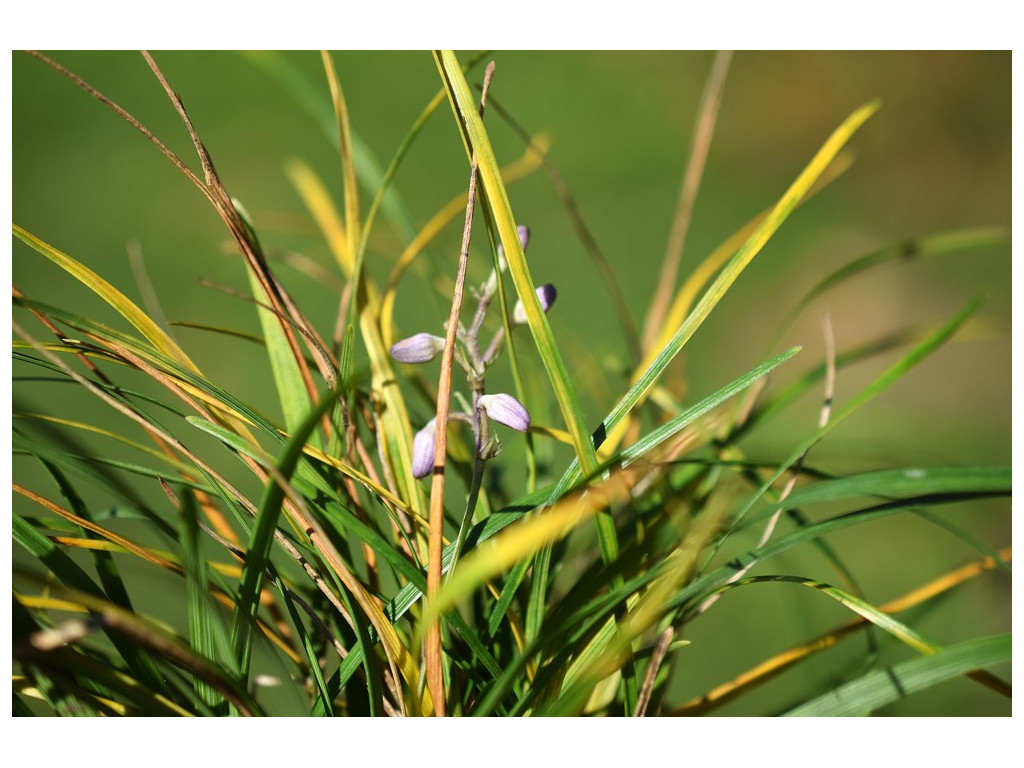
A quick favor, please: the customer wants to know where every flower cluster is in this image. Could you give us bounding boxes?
[389,225,556,478]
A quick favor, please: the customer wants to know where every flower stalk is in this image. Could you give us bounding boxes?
[388,69,564,717]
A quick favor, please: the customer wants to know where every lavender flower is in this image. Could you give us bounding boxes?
[516,225,531,252]
[411,418,437,478]
[478,393,531,432]
[512,284,557,325]
[390,333,445,364]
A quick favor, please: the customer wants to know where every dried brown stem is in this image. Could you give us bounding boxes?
[634,626,674,716]
[671,546,1012,716]
[141,51,335,403]
[641,51,732,353]
[425,61,496,718]
[24,50,209,197]
[13,283,113,385]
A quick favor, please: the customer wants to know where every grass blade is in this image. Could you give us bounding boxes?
[642,50,732,351]
[434,50,600,480]
[247,268,314,435]
[672,547,1011,715]
[13,225,200,374]
[435,48,636,706]
[566,101,879,480]
[720,294,984,540]
[229,387,344,681]
[785,226,1008,328]
[13,512,173,699]
[178,488,223,709]
[783,634,1011,716]
[778,466,1011,510]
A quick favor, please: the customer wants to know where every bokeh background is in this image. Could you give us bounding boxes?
[12,51,1011,715]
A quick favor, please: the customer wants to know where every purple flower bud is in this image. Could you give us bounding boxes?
[516,225,531,252]
[411,418,437,478]
[390,333,446,364]
[478,393,531,433]
[513,284,557,325]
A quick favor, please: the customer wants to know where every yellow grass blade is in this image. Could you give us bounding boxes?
[593,104,878,464]
[13,224,201,374]
[434,50,600,479]
[423,471,635,628]
[379,136,549,347]
[286,159,425,522]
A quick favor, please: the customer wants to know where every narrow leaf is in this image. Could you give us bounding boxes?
[783,634,1010,716]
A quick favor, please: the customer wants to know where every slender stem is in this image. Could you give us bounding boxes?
[482,325,507,365]
[24,50,208,197]
[633,626,674,716]
[446,389,488,585]
[424,61,496,719]
[641,51,732,353]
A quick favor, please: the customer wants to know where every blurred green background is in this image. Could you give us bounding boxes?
[12,51,1011,715]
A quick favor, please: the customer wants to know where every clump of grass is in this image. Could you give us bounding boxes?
[12,50,1010,717]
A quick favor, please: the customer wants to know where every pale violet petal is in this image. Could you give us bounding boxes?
[478,393,531,432]
[390,333,446,364]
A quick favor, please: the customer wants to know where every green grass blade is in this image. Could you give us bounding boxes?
[178,489,222,709]
[13,350,189,420]
[14,443,214,497]
[435,50,599,479]
[744,325,927,433]
[358,50,491,259]
[778,466,1010,509]
[783,634,1011,716]
[785,226,1008,328]
[489,558,532,638]
[435,47,637,707]
[721,573,1012,704]
[229,386,345,682]
[246,267,313,436]
[14,411,197,474]
[30,456,193,699]
[909,509,1011,572]
[241,50,419,242]
[320,491,553,702]
[719,294,984,543]
[517,346,801,646]
[168,321,265,345]
[672,490,1010,618]
[732,575,942,654]
[621,348,802,467]
[13,513,173,699]
[275,585,335,716]
[435,49,643,709]
[480,478,1009,717]
[16,570,265,715]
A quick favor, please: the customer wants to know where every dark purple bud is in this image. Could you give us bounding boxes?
[390,333,445,364]
[513,284,557,325]
[411,418,437,478]
[478,393,531,433]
